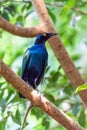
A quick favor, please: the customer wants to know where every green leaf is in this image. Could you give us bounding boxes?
[78,108,86,127]
[47,8,56,23]
[2,11,9,21]
[11,108,21,125]
[42,117,50,129]
[75,83,87,93]
[26,2,32,10]
[50,70,59,83]
[60,6,70,16]
[21,4,27,12]
[45,66,50,74]
[31,108,44,119]
[25,10,33,18]
[21,2,32,12]
[0,120,7,130]
[60,0,77,16]
[45,94,55,103]
[67,0,77,8]
[64,84,74,96]
[72,54,80,61]
[16,15,23,22]
[23,121,28,128]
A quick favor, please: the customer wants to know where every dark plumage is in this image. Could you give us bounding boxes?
[20,32,57,98]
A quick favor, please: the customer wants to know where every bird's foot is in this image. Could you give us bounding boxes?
[36,89,42,101]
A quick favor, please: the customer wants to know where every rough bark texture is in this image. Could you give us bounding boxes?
[0,60,84,130]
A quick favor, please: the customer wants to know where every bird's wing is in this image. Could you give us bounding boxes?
[21,48,30,78]
[41,58,48,79]
[36,56,48,85]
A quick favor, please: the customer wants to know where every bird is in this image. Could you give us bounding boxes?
[19,32,57,98]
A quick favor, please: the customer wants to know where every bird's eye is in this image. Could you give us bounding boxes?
[43,33,46,36]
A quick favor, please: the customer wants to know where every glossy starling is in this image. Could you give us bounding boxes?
[20,32,57,98]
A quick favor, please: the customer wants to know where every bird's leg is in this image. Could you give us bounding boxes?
[36,88,42,101]
[34,78,37,88]
[34,78,40,93]
[34,78,42,100]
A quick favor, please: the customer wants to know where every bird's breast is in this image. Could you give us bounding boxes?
[29,45,48,67]
[32,45,48,58]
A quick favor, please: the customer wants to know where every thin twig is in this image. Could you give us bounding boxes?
[20,103,33,130]
[46,2,87,15]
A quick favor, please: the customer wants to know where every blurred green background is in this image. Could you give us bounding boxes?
[0,0,87,130]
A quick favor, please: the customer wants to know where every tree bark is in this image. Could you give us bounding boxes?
[0,60,84,130]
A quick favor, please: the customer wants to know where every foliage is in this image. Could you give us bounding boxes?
[76,83,87,93]
[0,0,87,130]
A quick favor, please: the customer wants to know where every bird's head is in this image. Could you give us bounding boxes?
[35,32,57,45]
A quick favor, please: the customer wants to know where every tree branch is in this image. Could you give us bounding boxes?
[0,59,84,130]
[21,103,33,130]
[32,0,87,107]
[0,16,45,37]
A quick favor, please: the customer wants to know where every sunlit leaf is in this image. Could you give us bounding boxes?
[0,120,7,130]
[75,83,87,93]
[72,54,80,61]
[16,15,23,22]
[60,6,70,16]
[67,0,77,7]
[60,0,77,16]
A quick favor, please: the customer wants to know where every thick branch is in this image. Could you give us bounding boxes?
[0,60,84,130]
[32,0,87,106]
[0,16,45,37]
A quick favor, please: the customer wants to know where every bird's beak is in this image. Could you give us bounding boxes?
[52,32,57,35]
[49,32,57,37]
